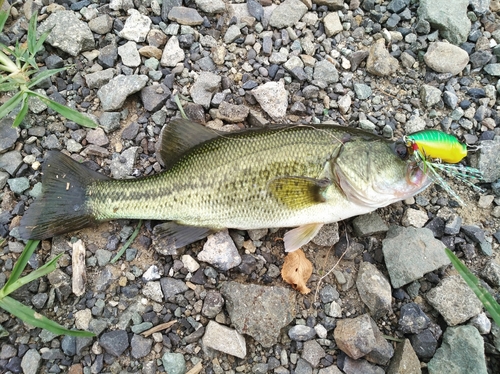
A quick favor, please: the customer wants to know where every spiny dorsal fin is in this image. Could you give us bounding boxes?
[268,176,331,210]
[157,119,220,168]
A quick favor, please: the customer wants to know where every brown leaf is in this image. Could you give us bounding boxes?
[281,249,313,294]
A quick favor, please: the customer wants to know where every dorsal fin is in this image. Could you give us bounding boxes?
[157,119,220,168]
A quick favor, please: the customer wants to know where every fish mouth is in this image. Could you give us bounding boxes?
[405,161,431,192]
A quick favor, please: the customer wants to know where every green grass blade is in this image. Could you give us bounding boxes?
[174,94,188,120]
[0,81,20,91]
[28,91,97,128]
[0,240,39,296]
[0,296,95,337]
[28,67,66,88]
[12,92,28,127]
[0,90,24,118]
[0,8,9,34]
[445,248,500,327]
[2,254,62,297]
[27,12,38,56]
[111,220,143,263]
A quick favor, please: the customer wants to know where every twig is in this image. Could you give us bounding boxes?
[141,320,178,337]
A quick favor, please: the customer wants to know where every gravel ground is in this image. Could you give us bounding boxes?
[1,0,500,373]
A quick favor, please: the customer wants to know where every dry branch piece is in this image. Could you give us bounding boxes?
[281,249,313,294]
[72,240,86,297]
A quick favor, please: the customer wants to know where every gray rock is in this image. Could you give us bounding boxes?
[130,334,152,359]
[142,281,164,303]
[86,128,109,147]
[428,325,487,374]
[110,146,139,179]
[311,222,340,247]
[161,352,186,374]
[97,74,148,111]
[247,0,264,21]
[224,24,243,44]
[201,291,224,318]
[0,151,23,176]
[302,340,326,367]
[343,357,385,374]
[469,312,491,335]
[326,300,342,318]
[42,134,62,150]
[352,212,389,236]
[314,0,344,10]
[20,349,41,374]
[472,138,500,182]
[7,177,29,195]
[88,14,114,34]
[481,260,500,287]
[99,330,129,356]
[313,59,339,84]
[324,12,343,38]
[119,9,151,42]
[141,83,171,112]
[426,275,483,326]
[420,84,441,107]
[161,36,185,67]
[161,0,182,21]
[295,358,313,374]
[252,80,288,120]
[356,262,392,319]
[319,284,339,304]
[288,325,317,341]
[398,303,430,334]
[417,0,470,45]
[85,69,115,89]
[333,314,377,360]
[387,0,410,13]
[160,278,188,300]
[424,42,469,75]
[38,11,94,56]
[202,320,246,358]
[168,6,204,25]
[197,230,241,271]
[195,0,226,13]
[386,339,421,374]
[402,208,429,228]
[382,226,450,288]
[217,101,250,123]
[365,318,395,365]
[95,249,112,267]
[484,63,500,76]
[99,112,122,133]
[221,281,296,347]
[190,72,221,108]
[0,118,19,153]
[319,365,344,374]
[366,39,399,76]
[98,44,118,69]
[269,0,308,28]
[354,83,372,100]
[118,41,141,67]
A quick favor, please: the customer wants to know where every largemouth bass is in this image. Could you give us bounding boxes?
[18,119,431,251]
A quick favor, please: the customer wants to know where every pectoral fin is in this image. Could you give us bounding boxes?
[268,176,330,209]
[153,221,215,251]
[284,223,324,252]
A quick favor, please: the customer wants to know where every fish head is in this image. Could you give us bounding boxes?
[333,138,431,208]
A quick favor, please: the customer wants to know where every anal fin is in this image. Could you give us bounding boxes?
[284,223,324,252]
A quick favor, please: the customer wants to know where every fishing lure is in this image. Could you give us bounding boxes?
[405,129,467,164]
[404,129,483,205]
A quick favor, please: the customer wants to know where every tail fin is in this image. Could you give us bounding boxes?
[18,151,110,240]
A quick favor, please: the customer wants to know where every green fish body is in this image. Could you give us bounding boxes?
[19,120,430,251]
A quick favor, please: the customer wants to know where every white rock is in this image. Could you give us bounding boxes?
[182,254,200,273]
[119,9,151,42]
[202,321,246,358]
[251,80,289,120]
[161,36,185,67]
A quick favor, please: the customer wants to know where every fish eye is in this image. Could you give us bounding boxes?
[392,141,410,160]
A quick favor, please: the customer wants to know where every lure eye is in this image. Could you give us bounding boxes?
[393,141,410,160]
